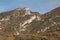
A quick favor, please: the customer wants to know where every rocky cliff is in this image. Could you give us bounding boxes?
[0,7,60,40]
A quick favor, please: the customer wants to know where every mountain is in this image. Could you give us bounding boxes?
[0,7,60,40]
[0,7,41,34]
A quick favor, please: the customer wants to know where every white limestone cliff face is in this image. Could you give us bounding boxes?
[22,15,36,27]
[18,15,36,33]
[16,7,31,15]
[17,15,41,34]
[24,8,31,15]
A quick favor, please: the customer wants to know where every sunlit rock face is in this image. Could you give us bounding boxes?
[0,7,60,37]
[16,7,31,16]
[0,7,41,35]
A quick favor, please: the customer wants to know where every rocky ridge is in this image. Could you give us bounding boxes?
[0,7,60,40]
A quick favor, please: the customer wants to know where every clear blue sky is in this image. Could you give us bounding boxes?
[0,0,60,14]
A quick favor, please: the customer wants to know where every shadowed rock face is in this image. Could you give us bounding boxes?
[0,7,60,40]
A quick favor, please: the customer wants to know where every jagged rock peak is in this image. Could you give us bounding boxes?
[16,7,31,15]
